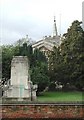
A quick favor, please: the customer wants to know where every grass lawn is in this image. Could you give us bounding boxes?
[37,91,83,102]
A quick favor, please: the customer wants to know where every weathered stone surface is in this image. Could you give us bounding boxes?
[11,56,29,86]
[3,56,37,100]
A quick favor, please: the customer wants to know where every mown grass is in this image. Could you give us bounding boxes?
[37,91,83,102]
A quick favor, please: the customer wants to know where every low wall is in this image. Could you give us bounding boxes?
[1,103,84,119]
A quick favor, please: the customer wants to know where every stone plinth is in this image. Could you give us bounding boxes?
[3,56,37,100]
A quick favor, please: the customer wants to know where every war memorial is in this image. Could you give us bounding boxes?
[1,56,83,119]
[0,1,84,119]
[2,56,37,101]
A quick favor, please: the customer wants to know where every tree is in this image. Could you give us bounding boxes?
[31,49,50,93]
[31,62,50,93]
[60,20,84,88]
[19,43,33,66]
[48,46,65,90]
[2,45,17,79]
[48,20,84,90]
[2,44,50,92]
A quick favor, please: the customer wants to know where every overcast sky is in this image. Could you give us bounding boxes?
[0,0,83,45]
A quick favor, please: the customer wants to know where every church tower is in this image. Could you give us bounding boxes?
[52,16,58,37]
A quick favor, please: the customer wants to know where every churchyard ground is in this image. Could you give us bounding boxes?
[37,91,83,102]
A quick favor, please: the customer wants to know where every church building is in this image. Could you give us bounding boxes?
[32,16,61,58]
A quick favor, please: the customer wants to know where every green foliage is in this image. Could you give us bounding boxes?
[61,20,84,86]
[30,49,49,92]
[19,43,33,67]
[2,43,34,78]
[49,46,64,83]
[2,20,84,92]
[31,62,50,92]
[32,48,47,67]
[2,45,18,79]
[49,20,84,89]
[2,43,49,93]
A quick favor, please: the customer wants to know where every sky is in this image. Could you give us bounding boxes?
[0,0,83,45]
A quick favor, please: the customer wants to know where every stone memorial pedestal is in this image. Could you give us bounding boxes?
[3,56,37,101]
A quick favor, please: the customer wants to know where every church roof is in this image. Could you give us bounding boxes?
[32,16,61,51]
[32,35,61,51]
